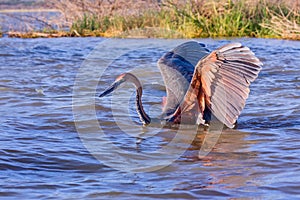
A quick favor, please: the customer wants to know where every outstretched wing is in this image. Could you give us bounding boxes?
[169,43,263,128]
[157,41,209,117]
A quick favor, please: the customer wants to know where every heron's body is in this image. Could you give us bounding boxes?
[99,41,262,128]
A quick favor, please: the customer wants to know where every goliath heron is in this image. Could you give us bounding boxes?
[99,41,262,128]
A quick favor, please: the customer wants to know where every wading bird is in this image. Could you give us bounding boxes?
[99,41,262,128]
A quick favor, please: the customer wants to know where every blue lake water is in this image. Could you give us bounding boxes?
[0,37,299,199]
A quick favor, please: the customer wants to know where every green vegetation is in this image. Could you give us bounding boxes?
[67,0,300,39]
[6,0,299,39]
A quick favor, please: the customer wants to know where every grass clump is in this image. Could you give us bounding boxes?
[70,9,186,37]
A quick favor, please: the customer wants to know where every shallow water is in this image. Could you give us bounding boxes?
[0,37,299,199]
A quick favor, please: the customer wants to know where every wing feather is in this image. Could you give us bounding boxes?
[201,43,262,127]
[168,43,262,127]
[157,41,210,116]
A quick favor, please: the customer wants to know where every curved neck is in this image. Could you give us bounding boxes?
[135,86,151,125]
[125,73,151,125]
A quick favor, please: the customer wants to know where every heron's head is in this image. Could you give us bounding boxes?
[99,73,126,97]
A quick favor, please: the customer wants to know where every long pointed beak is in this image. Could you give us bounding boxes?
[99,80,122,97]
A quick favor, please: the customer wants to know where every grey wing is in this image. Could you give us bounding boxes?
[200,43,262,128]
[170,43,263,127]
[157,41,210,116]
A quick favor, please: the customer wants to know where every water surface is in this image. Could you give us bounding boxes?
[0,37,299,199]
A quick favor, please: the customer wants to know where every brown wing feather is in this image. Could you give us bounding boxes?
[168,70,203,124]
[169,43,262,127]
[158,41,209,117]
[200,43,262,127]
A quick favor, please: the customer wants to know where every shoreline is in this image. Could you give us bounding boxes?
[1,30,292,41]
[1,29,299,41]
[5,30,80,38]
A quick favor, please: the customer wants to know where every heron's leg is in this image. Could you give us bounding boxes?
[203,106,211,123]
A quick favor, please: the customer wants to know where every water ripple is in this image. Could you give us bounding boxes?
[0,38,299,199]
